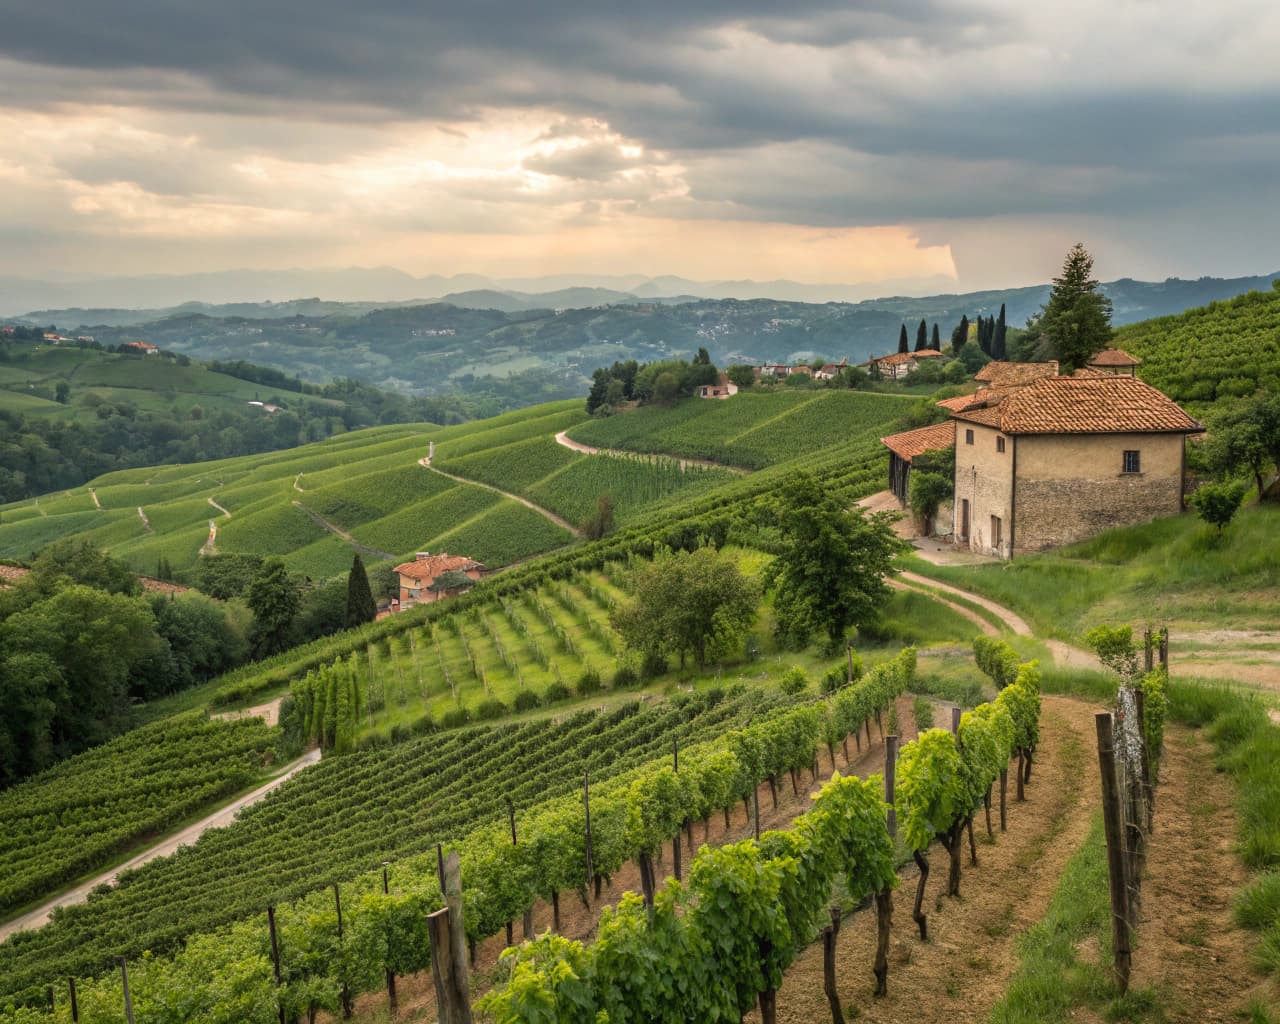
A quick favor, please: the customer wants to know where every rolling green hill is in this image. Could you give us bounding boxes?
[1114,281,1280,406]
[2,391,906,580]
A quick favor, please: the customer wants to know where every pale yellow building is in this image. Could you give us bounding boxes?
[949,375,1202,558]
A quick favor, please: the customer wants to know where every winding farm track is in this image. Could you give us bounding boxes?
[0,748,321,943]
[417,457,583,538]
[291,500,397,561]
[207,497,231,518]
[553,429,750,474]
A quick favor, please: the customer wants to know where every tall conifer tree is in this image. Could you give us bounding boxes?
[931,323,940,350]
[1039,243,1113,371]
[345,553,377,628]
[898,324,909,354]
[915,319,928,351]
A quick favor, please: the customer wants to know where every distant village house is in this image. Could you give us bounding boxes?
[866,349,944,379]
[697,372,739,399]
[1085,348,1142,376]
[123,341,159,355]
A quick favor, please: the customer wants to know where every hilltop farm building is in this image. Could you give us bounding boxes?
[880,357,1203,558]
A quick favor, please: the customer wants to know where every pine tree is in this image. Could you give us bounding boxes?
[345,553,377,628]
[931,323,940,350]
[898,324,909,354]
[1039,243,1114,371]
[915,319,928,351]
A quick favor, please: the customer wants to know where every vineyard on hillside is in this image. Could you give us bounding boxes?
[0,685,816,1005]
[0,714,280,919]
[566,391,914,469]
[0,403,592,576]
[1114,282,1280,405]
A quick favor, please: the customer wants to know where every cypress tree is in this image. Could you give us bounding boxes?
[898,324,909,354]
[993,304,1008,359]
[345,552,377,628]
[915,319,928,351]
[931,323,940,350]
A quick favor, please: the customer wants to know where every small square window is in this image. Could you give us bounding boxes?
[996,436,1006,453]
[1123,450,1141,473]
[965,429,975,445]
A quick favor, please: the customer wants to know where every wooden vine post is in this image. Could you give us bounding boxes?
[875,733,896,995]
[120,958,135,1024]
[583,770,595,894]
[428,851,473,1024]
[334,883,351,1018]
[68,978,79,1024]
[383,864,398,1014]
[1095,713,1132,994]
[268,904,286,1024]
[822,907,846,1024]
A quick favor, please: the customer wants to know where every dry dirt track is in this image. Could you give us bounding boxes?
[418,457,583,537]
[0,748,321,943]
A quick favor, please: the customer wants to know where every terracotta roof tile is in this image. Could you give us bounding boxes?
[394,553,483,581]
[872,349,944,366]
[935,394,975,411]
[973,361,1059,386]
[952,376,1202,435]
[880,421,956,462]
[1087,348,1142,367]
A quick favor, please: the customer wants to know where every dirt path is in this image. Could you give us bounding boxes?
[1129,725,1261,1021]
[211,696,286,728]
[293,474,304,492]
[760,695,1100,1024]
[136,506,151,532]
[0,749,321,943]
[207,497,231,518]
[553,430,750,474]
[200,519,217,556]
[890,577,998,637]
[89,487,101,510]
[418,458,583,538]
[291,500,398,561]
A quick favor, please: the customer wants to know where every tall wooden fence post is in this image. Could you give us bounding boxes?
[583,770,595,893]
[884,735,898,838]
[822,907,846,1024]
[444,851,473,1022]
[68,978,79,1024]
[1095,713,1132,994]
[120,958,135,1024]
[752,779,761,841]
[383,864,398,1015]
[1143,628,1153,672]
[268,904,286,1024]
[334,883,351,1018]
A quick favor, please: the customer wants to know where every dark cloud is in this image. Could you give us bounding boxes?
[1,0,1279,280]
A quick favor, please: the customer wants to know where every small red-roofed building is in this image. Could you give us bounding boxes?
[950,375,1202,557]
[867,349,944,379]
[697,372,738,399]
[393,551,485,608]
[123,341,159,355]
[879,420,956,507]
[1086,348,1142,376]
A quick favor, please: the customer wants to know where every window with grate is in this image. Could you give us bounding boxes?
[1122,450,1141,473]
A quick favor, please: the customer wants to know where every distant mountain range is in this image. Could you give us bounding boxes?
[9,268,1278,331]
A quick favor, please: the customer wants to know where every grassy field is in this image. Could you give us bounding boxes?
[903,502,1280,640]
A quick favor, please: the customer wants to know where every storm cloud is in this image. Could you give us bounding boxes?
[1,0,1278,287]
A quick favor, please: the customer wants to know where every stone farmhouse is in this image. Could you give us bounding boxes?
[879,359,1203,558]
[697,372,739,399]
[393,552,485,609]
[866,349,944,380]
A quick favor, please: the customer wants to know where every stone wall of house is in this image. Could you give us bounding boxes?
[952,421,1013,557]
[1012,432,1185,552]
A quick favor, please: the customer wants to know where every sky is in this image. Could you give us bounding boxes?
[2,0,1279,293]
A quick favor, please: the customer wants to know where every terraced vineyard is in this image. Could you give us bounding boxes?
[0,714,280,919]
[565,390,915,469]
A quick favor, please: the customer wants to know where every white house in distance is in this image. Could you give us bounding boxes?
[867,349,944,379]
[697,372,739,399]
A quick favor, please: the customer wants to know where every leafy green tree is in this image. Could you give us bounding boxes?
[54,381,70,404]
[611,547,759,671]
[28,538,139,597]
[727,364,756,389]
[246,557,301,656]
[1190,481,1247,536]
[345,553,377,628]
[909,470,953,531]
[762,474,899,648]
[1038,243,1114,371]
[581,494,616,541]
